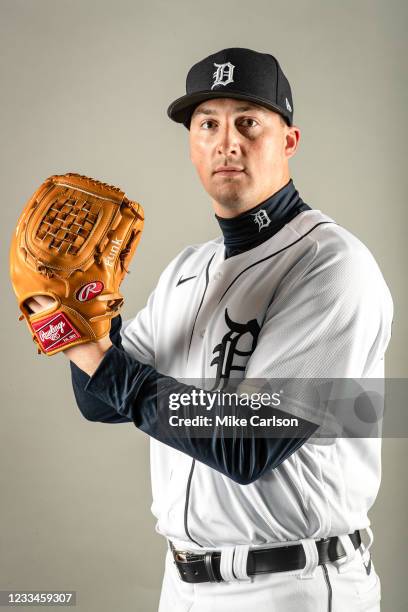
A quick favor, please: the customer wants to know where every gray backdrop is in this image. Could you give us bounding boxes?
[1,0,406,611]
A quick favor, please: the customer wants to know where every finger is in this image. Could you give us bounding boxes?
[25,298,40,314]
[25,295,56,314]
[35,295,56,309]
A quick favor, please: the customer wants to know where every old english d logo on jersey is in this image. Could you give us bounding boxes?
[210,308,261,389]
[252,209,271,232]
[211,62,235,89]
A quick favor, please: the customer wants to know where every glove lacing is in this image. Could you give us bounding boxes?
[35,259,71,298]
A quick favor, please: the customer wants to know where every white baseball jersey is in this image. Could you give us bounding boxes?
[120,208,393,549]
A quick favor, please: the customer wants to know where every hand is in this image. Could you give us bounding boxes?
[26,295,56,314]
[25,294,112,375]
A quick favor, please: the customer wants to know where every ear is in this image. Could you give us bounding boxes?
[285,125,300,159]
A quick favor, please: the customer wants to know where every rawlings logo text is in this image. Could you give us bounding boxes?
[39,321,65,342]
[32,311,81,354]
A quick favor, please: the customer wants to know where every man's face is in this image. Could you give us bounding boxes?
[189,98,299,217]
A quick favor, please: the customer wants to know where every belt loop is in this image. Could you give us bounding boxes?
[232,544,251,582]
[219,546,236,582]
[360,527,374,565]
[298,538,319,580]
[333,534,357,573]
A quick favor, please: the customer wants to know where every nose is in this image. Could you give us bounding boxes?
[216,121,241,156]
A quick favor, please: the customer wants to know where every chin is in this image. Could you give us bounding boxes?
[214,185,250,205]
[213,188,238,201]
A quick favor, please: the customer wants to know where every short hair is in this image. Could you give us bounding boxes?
[279,114,289,127]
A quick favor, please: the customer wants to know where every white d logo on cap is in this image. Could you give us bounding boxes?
[211,62,235,90]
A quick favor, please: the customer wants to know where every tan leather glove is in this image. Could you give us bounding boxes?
[10,172,144,355]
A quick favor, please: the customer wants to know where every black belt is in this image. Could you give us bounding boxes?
[170,530,361,583]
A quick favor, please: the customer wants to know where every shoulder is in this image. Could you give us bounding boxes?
[291,211,393,317]
[168,236,221,266]
[153,236,222,289]
[292,210,389,284]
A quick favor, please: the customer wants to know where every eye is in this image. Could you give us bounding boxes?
[201,119,217,129]
[239,117,259,128]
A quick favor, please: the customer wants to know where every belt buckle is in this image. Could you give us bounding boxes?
[170,546,221,583]
[171,547,204,582]
[171,549,191,582]
[172,549,202,563]
[173,549,189,563]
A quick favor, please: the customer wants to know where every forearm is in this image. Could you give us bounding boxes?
[84,345,318,484]
[70,315,132,423]
[70,360,132,423]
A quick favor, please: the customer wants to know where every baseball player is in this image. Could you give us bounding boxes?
[24,48,393,611]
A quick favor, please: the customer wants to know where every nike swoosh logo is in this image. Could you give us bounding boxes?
[176,275,197,287]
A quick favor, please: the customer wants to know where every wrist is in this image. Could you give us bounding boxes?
[64,336,113,376]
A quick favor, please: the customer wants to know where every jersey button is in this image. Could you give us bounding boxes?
[214,272,222,281]
[199,329,206,338]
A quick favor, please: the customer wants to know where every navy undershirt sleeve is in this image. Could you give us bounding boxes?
[82,345,318,485]
[70,315,132,424]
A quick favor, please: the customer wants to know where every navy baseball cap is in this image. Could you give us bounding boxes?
[167,47,294,129]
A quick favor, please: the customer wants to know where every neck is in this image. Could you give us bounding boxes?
[214,179,311,259]
[212,173,291,219]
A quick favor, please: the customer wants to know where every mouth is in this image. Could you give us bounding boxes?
[213,167,245,176]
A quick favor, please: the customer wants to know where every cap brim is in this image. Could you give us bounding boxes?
[167,90,291,126]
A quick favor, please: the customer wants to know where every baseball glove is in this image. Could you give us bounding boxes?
[10,172,144,356]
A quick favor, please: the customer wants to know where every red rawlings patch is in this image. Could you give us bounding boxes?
[76,281,104,302]
[31,312,81,353]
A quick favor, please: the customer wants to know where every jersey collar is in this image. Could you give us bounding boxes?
[214,179,311,259]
